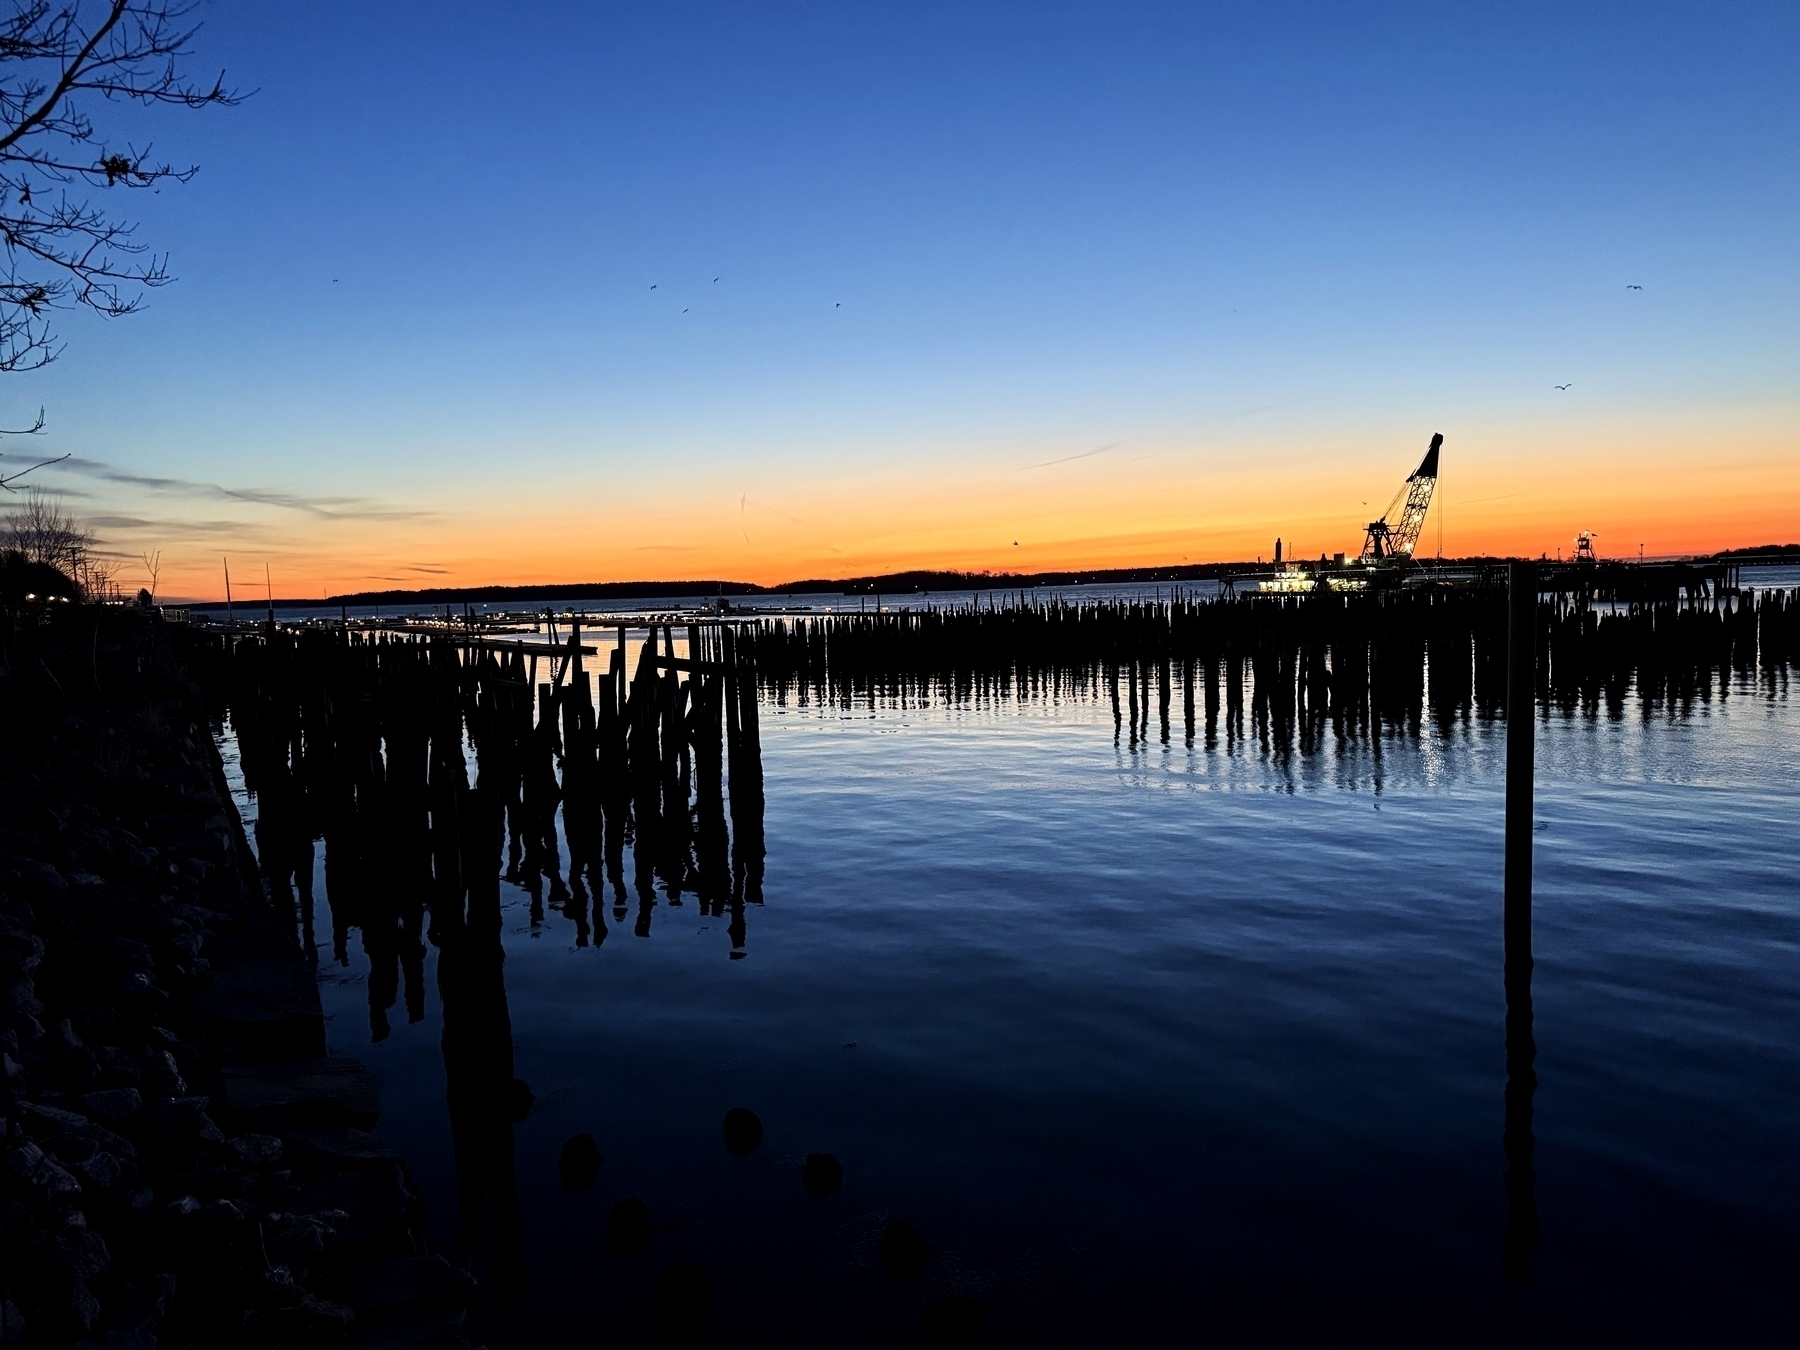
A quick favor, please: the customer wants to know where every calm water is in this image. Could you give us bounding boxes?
[219,606,1800,1346]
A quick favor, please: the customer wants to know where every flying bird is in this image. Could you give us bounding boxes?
[650,284,657,290]
[835,302,841,308]
[1626,284,1643,290]
[682,308,688,313]
[1554,383,1572,390]
[714,277,720,282]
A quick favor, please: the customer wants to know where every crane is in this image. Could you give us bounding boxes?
[1359,433,1442,562]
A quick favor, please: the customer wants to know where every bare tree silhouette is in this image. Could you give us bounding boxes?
[4,484,112,595]
[0,1,243,375]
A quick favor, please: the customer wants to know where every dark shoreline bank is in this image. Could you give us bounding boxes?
[172,547,1800,612]
[0,609,481,1349]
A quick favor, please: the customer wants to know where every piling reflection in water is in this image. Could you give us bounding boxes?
[438,782,526,1308]
[1502,563,1539,1286]
[177,585,1800,1321]
[1502,933,1538,1285]
[204,619,769,968]
[189,620,769,1308]
[745,585,1799,758]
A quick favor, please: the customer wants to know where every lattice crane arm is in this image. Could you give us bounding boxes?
[1359,433,1442,561]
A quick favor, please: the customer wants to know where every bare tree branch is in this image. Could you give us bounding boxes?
[0,1,243,372]
[0,412,64,489]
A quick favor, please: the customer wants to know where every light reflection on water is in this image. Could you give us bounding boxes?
[219,667,1800,1347]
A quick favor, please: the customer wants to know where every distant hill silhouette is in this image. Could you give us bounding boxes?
[1713,544,1800,560]
[314,563,1272,608]
[0,552,78,604]
[179,548,1794,611]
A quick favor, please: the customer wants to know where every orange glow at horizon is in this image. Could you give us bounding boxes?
[127,425,1800,603]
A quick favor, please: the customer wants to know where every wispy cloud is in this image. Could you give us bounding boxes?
[1016,442,1120,472]
[86,514,268,537]
[46,456,431,522]
[1214,401,1293,422]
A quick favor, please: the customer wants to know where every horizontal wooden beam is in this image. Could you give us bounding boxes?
[648,654,730,675]
[463,636,599,656]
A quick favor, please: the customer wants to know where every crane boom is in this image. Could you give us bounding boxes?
[1359,433,1442,561]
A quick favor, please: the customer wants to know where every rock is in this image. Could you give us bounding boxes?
[47,1134,98,1164]
[341,1253,472,1321]
[14,1099,90,1136]
[802,1152,843,1199]
[119,1271,176,1324]
[282,1128,402,1170]
[557,1133,603,1191]
[71,1150,126,1193]
[167,929,203,959]
[78,1088,143,1125]
[252,1266,354,1332]
[606,1198,654,1260]
[285,1158,414,1215]
[118,971,155,1000]
[282,1159,418,1260]
[144,1096,225,1147]
[264,1210,344,1265]
[220,1058,380,1132]
[878,1220,930,1281]
[228,1133,284,1168]
[0,1300,23,1345]
[188,959,326,1058]
[2,977,43,1023]
[30,1217,112,1284]
[63,1280,101,1333]
[1,1052,21,1082]
[4,1139,82,1202]
[347,1306,479,1350]
[923,1294,986,1346]
[649,1263,712,1345]
[13,861,65,902]
[135,1047,185,1096]
[28,1110,137,1160]
[200,1201,250,1254]
[53,1042,100,1092]
[721,1106,763,1156]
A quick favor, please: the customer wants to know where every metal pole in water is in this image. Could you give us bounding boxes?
[1505,560,1536,925]
[1502,559,1538,1284]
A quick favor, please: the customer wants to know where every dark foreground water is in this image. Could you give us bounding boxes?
[221,659,1799,1346]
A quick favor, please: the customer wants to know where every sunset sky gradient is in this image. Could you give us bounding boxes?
[5,1,1796,600]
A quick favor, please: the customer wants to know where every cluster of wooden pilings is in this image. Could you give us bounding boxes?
[743,587,1799,750]
[172,621,766,1026]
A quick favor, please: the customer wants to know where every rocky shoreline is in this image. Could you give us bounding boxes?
[1,610,482,1349]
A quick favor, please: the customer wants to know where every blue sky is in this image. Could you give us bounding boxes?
[10,1,1797,595]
